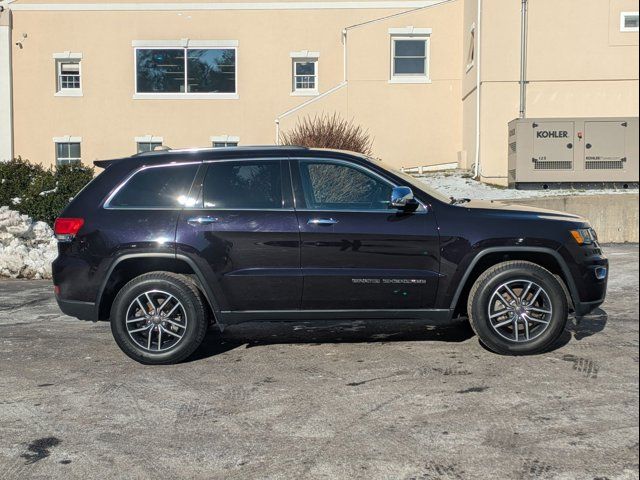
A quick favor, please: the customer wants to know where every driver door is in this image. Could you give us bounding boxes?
[291,158,440,311]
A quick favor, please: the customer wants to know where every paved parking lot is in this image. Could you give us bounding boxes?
[0,245,638,480]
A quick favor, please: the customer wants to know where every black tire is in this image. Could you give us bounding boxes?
[110,272,208,364]
[467,261,568,355]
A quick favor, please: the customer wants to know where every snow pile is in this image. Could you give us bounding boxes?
[0,207,58,279]
[418,173,638,201]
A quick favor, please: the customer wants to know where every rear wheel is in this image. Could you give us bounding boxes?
[467,261,568,355]
[110,272,208,364]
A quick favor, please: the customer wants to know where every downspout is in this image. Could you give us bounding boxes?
[473,0,482,178]
[519,0,528,119]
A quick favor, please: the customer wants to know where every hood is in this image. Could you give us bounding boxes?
[460,199,585,221]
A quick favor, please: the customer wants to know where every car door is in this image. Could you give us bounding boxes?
[291,157,440,312]
[176,158,301,313]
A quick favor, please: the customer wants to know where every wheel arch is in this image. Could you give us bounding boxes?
[449,247,578,317]
[96,253,219,321]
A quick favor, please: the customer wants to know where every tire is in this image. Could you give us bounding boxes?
[110,272,208,364]
[467,261,568,355]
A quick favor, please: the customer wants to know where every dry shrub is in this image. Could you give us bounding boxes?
[280,113,373,156]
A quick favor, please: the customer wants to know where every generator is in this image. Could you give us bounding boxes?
[507,117,639,189]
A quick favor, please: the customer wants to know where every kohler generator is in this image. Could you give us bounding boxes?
[508,117,639,189]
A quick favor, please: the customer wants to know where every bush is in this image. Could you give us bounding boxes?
[280,113,373,156]
[0,157,94,226]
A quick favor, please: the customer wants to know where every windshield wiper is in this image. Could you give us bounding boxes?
[450,197,472,205]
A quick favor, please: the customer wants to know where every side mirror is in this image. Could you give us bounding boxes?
[390,186,417,210]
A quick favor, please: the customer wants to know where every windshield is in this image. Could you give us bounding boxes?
[366,156,452,204]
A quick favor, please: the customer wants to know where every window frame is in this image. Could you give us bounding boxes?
[103,162,202,210]
[132,40,239,100]
[210,135,240,148]
[388,28,431,84]
[135,135,164,153]
[290,158,425,213]
[291,58,318,96]
[199,158,290,211]
[53,136,82,166]
[465,23,476,73]
[620,11,639,32]
[53,52,83,97]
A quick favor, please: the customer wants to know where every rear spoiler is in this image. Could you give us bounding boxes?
[93,158,123,169]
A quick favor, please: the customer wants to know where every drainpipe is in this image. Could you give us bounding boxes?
[519,0,528,119]
[342,29,347,82]
[472,0,482,179]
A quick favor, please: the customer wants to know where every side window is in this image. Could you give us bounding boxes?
[108,163,199,208]
[298,161,393,210]
[203,161,282,209]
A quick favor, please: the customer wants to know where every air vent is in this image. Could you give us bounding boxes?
[534,161,573,170]
[585,160,624,170]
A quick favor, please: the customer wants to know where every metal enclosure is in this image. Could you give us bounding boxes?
[508,117,639,189]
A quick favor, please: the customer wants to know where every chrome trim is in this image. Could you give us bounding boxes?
[187,216,219,225]
[307,218,339,225]
[390,186,415,208]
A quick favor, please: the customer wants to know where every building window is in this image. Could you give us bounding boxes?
[388,28,431,84]
[54,139,81,165]
[134,41,237,98]
[137,141,163,153]
[290,51,319,96]
[211,135,239,147]
[466,24,475,72]
[53,52,83,96]
[620,12,639,32]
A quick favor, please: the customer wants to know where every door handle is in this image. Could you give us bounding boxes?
[307,218,338,226]
[187,216,218,226]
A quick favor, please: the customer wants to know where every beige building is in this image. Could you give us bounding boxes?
[0,0,638,184]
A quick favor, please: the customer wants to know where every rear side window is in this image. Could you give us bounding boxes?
[108,163,199,208]
[203,161,282,209]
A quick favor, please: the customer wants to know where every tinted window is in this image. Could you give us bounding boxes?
[203,161,282,209]
[109,164,199,208]
[298,161,392,210]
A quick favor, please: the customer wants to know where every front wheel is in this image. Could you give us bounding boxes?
[110,272,208,364]
[467,261,568,355]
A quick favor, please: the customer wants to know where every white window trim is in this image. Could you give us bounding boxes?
[53,136,82,164]
[620,11,639,32]
[53,52,83,97]
[388,29,431,84]
[132,41,239,100]
[135,135,164,143]
[291,57,319,96]
[211,135,240,146]
[465,22,476,73]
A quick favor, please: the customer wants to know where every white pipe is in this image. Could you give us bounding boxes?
[519,0,528,119]
[473,0,482,179]
[0,9,12,162]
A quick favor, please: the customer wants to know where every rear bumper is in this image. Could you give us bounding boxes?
[56,297,97,321]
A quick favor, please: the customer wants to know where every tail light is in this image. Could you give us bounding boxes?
[54,217,84,242]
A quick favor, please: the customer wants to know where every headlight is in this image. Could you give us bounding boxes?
[570,228,596,245]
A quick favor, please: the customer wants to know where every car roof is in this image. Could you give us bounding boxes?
[94,146,367,169]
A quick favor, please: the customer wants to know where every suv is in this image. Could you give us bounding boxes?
[52,147,608,364]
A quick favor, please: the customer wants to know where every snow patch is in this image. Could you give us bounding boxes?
[0,207,58,279]
[418,173,639,201]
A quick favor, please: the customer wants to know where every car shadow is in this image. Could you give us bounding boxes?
[546,308,609,352]
[188,318,475,362]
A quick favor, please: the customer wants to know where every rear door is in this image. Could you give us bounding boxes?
[291,158,440,311]
[176,158,301,312]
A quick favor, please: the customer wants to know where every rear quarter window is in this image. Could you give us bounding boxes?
[107,163,199,208]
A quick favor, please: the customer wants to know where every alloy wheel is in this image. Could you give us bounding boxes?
[487,279,553,343]
[125,290,188,352]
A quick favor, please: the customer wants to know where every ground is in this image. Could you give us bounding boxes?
[0,245,638,480]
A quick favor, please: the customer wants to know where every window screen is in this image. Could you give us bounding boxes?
[109,164,199,208]
[298,161,392,210]
[203,161,282,209]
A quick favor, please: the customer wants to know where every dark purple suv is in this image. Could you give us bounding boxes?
[52,147,608,364]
